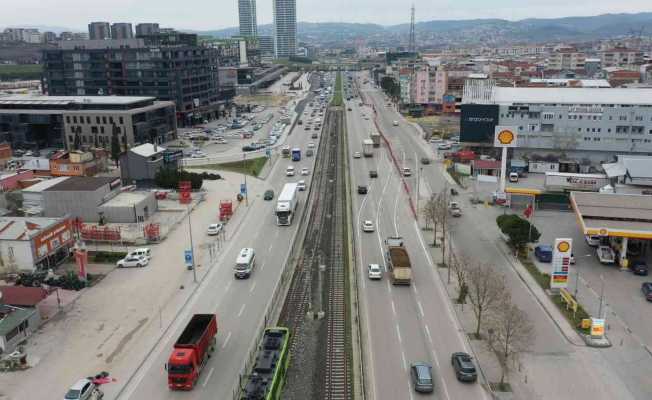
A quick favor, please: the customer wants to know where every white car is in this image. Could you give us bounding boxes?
[362,220,375,232]
[297,180,307,191]
[64,378,96,400]
[438,143,452,150]
[286,166,296,176]
[308,142,315,149]
[368,264,383,280]
[403,167,412,177]
[429,137,443,143]
[585,235,601,246]
[117,255,149,268]
[301,168,310,176]
[353,152,362,159]
[207,223,224,236]
[393,120,399,126]
[190,152,207,158]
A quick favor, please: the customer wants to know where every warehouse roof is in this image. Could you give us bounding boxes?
[492,87,652,106]
[0,95,155,106]
[130,143,166,158]
[46,176,118,192]
[21,177,69,193]
[0,216,64,241]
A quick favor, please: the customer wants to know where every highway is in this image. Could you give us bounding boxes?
[356,73,637,399]
[346,81,489,400]
[116,76,324,400]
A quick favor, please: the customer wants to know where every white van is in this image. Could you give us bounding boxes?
[127,247,151,261]
[235,248,256,279]
[509,172,519,182]
[286,166,296,176]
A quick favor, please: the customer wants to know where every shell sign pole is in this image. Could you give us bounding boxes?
[551,238,572,290]
[493,126,518,194]
[74,241,88,282]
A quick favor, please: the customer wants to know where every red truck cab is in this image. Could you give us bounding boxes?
[167,314,218,390]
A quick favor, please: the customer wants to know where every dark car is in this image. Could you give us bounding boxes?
[534,245,553,263]
[357,185,368,194]
[369,170,378,178]
[420,157,431,165]
[632,261,649,276]
[264,190,274,201]
[347,107,352,111]
[410,362,434,393]
[642,282,652,301]
[451,352,478,382]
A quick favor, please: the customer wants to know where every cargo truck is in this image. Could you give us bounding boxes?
[167,314,218,390]
[363,139,374,157]
[385,237,412,285]
[544,172,610,192]
[276,183,299,226]
[370,132,381,148]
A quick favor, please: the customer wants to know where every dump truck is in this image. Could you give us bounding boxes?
[167,314,218,390]
[385,236,412,285]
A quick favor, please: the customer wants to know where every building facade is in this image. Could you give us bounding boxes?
[41,33,222,125]
[273,0,297,58]
[88,22,110,40]
[461,83,652,158]
[239,0,258,37]
[111,23,134,40]
[135,23,160,37]
[0,95,176,150]
[546,49,586,71]
[120,143,181,184]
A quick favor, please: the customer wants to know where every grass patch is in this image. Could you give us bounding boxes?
[331,72,343,107]
[552,294,591,335]
[446,167,467,188]
[0,64,42,80]
[519,256,551,290]
[192,156,268,177]
[489,382,512,392]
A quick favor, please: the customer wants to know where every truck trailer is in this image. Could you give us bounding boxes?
[276,183,299,226]
[385,237,412,285]
[544,172,610,192]
[363,139,374,157]
[167,314,218,390]
[370,132,381,148]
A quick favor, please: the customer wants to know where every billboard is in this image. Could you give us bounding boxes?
[550,238,572,289]
[460,104,499,143]
[590,318,605,338]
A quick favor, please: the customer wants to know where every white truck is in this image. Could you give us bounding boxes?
[544,172,610,192]
[363,139,374,157]
[276,183,299,226]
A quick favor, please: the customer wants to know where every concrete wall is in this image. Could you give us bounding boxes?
[98,192,157,223]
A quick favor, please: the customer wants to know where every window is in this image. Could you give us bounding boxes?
[119,116,124,124]
[635,116,643,121]
[632,126,644,134]
[609,116,613,120]
[109,116,114,124]
[66,116,71,123]
[102,116,107,124]
[100,126,105,133]
[593,137,601,141]
[619,115,627,121]
[91,126,98,134]
[86,116,91,124]
[68,135,73,143]
[73,116,77,123]
[96,116,100,124]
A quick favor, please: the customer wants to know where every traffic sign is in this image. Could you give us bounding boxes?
[184,250,193,266]
[240,183,247,195]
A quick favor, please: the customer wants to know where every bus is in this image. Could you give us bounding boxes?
[240,327,291,400]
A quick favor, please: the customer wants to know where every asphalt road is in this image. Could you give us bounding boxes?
[356,73,638,400]
[346,86,489,400]
[117,79,324,400]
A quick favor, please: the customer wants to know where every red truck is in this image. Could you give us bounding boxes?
[167,314,218,390]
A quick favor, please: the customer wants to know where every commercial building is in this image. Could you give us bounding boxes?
[22,176,156,223]
[461,82,652,159]
[0,95,176,150]
[135,23,160,37]
[41,32,223,125]
[120,143,181,184]
[88,22,110,40]
[239,0,258,37]
[0,216,74,273]
[110,23,134,40]
[273,0,297,58]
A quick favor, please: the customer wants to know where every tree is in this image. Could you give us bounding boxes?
[380,76,400,100]
[496,214,541,253]
[421,194,438,234]
[435,191,450,264]
[486,299,534,388]
[450,254,470,304]
[467,262,506,338]
[73,126,82,150]
[110,127,121,167]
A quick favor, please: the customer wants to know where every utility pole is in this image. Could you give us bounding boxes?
[598,274,605,318]
[187,203,197,283]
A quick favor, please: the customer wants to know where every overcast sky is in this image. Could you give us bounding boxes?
[1,1,650,31]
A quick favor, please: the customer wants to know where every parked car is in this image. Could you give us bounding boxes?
[64,378,96,400]
[311,133,318,139]
[206,223,224,236]
[306,149,314,157]
[127,247,151,261]
[117,255,148,268]
[410,362,434,393]
[509,172,519,182]
[420,157,431,165]
[438,142,452,150]
[264,190,274,201]
[367,264,383,280]
[369,170,378,178]
[297,180,306,191]
[534,245,553,263]
[641,282,652,301]
[632,261,649,276]
[353,152,362,159]
[403,167,412,176]
[585,235,601,247]
[451,352,478,382]
[308,142,316,148]
[362,220,375,232]
[357,185,368,194]
[393,120,399,126]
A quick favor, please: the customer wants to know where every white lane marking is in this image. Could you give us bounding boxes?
[396,325,403,344]
[386,278,392,293]
[425,325,433,345]
[268,243,273,251]
[225,280,232,293]
[391,300,397,316]
[412,284,419,296]
[237,304,246,317]
[417,301,424,318]
[249,281,257,293]
[202,367,215,387]
[401,351,407,371]
[259,262,265,272]
[392,178,400,236]
[222,331,232,349]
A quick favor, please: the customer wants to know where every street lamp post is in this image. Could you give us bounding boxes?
[598,274,605,318]
[187,203,197,283]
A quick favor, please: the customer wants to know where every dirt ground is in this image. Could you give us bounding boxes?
[407,114,460,139]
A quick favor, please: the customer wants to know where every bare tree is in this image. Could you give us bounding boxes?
[450,253,470,304]
[486,299,534,388]
[435,191,450,265]
[467,262,506,337]
[422,194,438,234]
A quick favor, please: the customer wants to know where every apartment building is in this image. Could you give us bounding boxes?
[239,0,258,37]
[600,48,644,69]
[110,23,134,40]
[546,49,586,71]
[88,22,110,40]
[273,0,297,58]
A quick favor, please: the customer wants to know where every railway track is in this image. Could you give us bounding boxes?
[279,105,352,400]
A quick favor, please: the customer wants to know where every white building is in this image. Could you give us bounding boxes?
[273,0,297,58]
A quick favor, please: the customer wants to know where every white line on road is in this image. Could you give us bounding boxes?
[425,325,432,344]
[202,367,214,387]
[222,331,232,349]
[249,282,257,293]
[225,280,232,293]
[401,351,407,371]
[259,262,265,272]
[391,300,397,316]
[396,325,403,344]
[417,301,424,318]
[237,304,246,317]
[268,243,273,251]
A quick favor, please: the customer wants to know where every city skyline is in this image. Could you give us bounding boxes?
[0,1,650,31]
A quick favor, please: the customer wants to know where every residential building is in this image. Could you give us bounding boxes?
[0,216,74,273]
[50,150,105,177]
[87,22,110,40]
[110,23,133,40]
[0,143,12,169]
[603,67,641,87]
[42,32,57,43]
[41,32,222,125]
[135,23,160,37]
[546,48,586,71]
[600,47,644,69]
[0,95,176,150]
[120,143,182,184]
[411,65,430,104]
[273,0,297,58]
[461,82,652,158]
[0,305,41,355]
[239,0,258,37]
[59,32,74,41]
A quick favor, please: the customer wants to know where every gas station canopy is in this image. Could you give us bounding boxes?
[570,192,652,239]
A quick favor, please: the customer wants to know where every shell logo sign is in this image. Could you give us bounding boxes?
[494,126,518,148]
[556,240,571,253]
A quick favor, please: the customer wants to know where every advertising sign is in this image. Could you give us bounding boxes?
[75,245,88,281]
[460,104,499,143]
[184,250,193,267]
[550,238,572,289]
[494,126,518,148]
[590,318,605,338]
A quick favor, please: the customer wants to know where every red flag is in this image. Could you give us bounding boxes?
[524,204,533,219]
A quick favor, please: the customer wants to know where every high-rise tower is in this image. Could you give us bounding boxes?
[273,0,297,58]
[238,0,258,37]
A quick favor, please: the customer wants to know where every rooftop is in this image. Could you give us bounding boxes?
[130,143,166,158]
[0,305,36,337]
[571,192,652,239]
[99,191,152,207]
[46,176,119,192]
[0,94,155,106]
[491,87,652,106]
[0,216,64,241]
[0,286,48,307]
[22,177,69,193]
